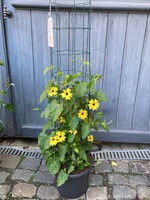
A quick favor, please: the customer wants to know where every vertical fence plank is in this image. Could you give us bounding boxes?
[91,12,108,89]
[116,13,147,129]
[3,0,150,141]
[31,10,51,125]
[0,1,6,136]
[4,0,25,135]
[102,13,128,127]
[132,15,150,130]
[16,10,36,126]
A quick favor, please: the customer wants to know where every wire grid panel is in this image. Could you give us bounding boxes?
[50,0,92,78]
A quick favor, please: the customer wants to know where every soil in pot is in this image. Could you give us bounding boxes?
[57,155,94,199]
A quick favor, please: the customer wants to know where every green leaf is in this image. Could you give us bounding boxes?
[0,120,3,132]
[97,112,103,118]
[57,71,62,77]
[96,91,107,102]
[68,134,75,143]
[45,99,63,123]
[0,100,4,105]
[40,111,45,118]
[68,165,75,173]
[81,123,90,139]
[38,131,49,153]
[39,91,47,103]
[32,107,41,111]
[43,65,55,75]
[93,125,98,131]
[88,74,102,90]
[43,120,53,132]
[78,148,87,162]
[5,104,14,112]
[0,60,4,66]
[100,121,109,131]
[46,158,60,175]
[57,170,69,187]
[43,148,53,160]
[69,116,79,131]
[82,61,91,66]
[45,79,54,90]
[43,66,50,75]
[58,144,68,162]
[0,90,7,95]
[75,82,87,97]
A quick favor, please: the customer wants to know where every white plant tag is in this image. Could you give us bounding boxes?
[48,16,54,47]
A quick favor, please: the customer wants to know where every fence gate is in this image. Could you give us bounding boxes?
[0,0,150,143]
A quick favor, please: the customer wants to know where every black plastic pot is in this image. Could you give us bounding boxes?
[57,165,93,199]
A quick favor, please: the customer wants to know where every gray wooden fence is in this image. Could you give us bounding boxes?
[0,0,150,143]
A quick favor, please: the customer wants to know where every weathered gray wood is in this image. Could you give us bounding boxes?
[3,0,150,143]
[92,129,150,144]
[16,10,37,126]
[11,0,150,12]
[31,10,51,124]
[4,0,26,135]
[0,0,15,137]
[91,12,108,89]
[102,13,127,127]
[132,15,150,130]
[116,13,148,129]
[0,1,6,136]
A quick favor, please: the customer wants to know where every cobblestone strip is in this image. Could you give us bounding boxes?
[0,154,150,199]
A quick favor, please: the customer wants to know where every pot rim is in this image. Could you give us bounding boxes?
[69,164,93,178]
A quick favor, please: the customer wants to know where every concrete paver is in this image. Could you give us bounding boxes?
[12,183,37,198]
[0,139,150,199]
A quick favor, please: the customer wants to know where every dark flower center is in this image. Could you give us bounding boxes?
[52,90,54,92]
[93,103,95,106]
[66,93,68,95]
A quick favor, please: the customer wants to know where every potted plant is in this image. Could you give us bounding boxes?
[0,60,14,134]
[38,63,109,198]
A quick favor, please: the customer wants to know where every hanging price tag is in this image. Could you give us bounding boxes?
[48,15,54,47]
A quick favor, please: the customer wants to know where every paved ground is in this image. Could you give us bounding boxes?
[0,139,150,200]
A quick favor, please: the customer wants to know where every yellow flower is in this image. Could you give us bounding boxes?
[69,130,78,135]
[87,135,94,142]
[78,109,88,120]
[61,88,72,100]
[49,136,58,146]
[88,99,99,111]
[59,116,65,123]
[56,131,66,142]
[48,86,58,97]
[111,161,117,166]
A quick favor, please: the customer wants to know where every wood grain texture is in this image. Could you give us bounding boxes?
[0,1,6,136]
[132,15,150,130]
[92,129,150,143]
[4,0,26,136]
[102,13,127,127]
[116,13,148,129]
[4,0,150,142]
[0,0,15,136]
[31,10,51,125]
[11,0,150,12]
[91,12,108,90]
[16,10,37,126]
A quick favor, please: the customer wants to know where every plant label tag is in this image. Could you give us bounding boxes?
[48,16,54,47]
